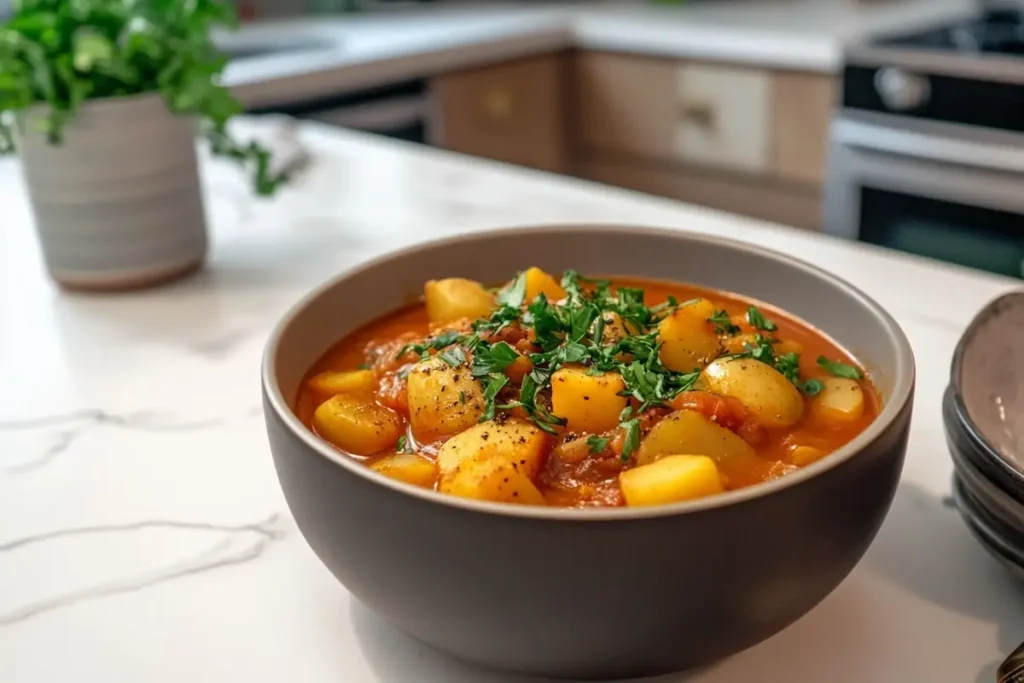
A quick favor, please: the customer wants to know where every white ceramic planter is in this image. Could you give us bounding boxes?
[18,94,208,291]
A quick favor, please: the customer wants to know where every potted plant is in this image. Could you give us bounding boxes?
[0,0,286,290]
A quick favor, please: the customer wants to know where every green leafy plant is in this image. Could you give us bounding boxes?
[0,0,285,195]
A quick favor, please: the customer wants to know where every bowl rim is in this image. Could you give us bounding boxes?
[262,223,916,521]
[949,292,1024,487]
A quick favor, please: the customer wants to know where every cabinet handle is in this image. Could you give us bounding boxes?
[680,102,715,129]
[484,88,512,120]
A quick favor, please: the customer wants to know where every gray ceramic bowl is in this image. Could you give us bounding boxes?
[262,226,916,679]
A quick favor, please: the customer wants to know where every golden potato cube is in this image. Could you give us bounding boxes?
[620,455,723,506]
[523,267,566,302]
[636,409,756,467]
[371,453,438,488]
[314,395,404,456]
[436,419,549,480]
[439,455,545,505]
[424,278,495,325]
[596,311,638,345]
[406,357,485,442]
[812,378,865,425]
[700,357,804,428]
[551,365,627,433]
[658,300,721,372]
[790,445,827,467]
[307,369,376,396]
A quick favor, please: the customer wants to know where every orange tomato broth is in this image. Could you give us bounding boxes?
[295,277,880,507]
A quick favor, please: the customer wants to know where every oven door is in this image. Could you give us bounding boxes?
[824,115,1024,279]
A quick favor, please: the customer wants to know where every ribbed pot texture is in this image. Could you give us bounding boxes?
[18,93,208,291]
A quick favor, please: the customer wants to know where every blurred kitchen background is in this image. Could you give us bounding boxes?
[5,0,1024,279]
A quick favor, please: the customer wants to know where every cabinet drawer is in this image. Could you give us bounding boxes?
[575,52,772,174]
[433,55,567,173]
[675,64,771,174]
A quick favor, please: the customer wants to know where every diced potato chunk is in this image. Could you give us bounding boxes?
[790,445,827,467]
[371,453,438,488]
[658,299,721,372]
[700,357,804,428]
[620,455,723,506]
[439,455,545,505]
[551,365,627,433]
[523,267,566,302]
[424,278,495,325]
[436,419,549,480]
[406,356,484,441]
[812,378,865,425]
[314,395,404,456]
[595,311,637,346]
[307,369,376,396]
[636,409,756,467]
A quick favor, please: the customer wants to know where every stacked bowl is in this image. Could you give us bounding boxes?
[944,292,1024,581]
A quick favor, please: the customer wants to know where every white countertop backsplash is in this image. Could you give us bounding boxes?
[1,118,1023,682]
[220,0,977,106]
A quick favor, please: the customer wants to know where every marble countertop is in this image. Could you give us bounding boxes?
[222,0,975,107]
[2,118,1023,682]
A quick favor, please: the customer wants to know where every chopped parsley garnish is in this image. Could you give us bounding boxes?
[394,270,839,446]
[396,435,414,454]
[708,309,740,335]
[746,306,778,332]
[799,379,825,396]
[817,357,863,380]
[470,341,520,377]
[437,347,467,367]
[620,418,642,462]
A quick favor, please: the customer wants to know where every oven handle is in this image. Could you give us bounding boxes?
[832,118,1024,174]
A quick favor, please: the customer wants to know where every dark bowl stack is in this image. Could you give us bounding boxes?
[944,292,1024,582]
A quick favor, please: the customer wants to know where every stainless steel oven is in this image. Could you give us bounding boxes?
[825,8,1024,280]
[824,112,1024,279]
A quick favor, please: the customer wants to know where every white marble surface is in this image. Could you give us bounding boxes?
[222,0,975,106]
[2,118,1023,683]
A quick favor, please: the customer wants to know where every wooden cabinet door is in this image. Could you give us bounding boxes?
[770,72,836,186]
[675,63,772,174]
[433,55,568,173]
[574,52,678,159]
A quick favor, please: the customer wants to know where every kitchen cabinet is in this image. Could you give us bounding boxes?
[578,152,823,232]
[432,54,569,173]
[770,72,836,185]
[572,51,836,230]
[432,50,837,231]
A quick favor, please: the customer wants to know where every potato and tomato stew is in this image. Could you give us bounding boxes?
[296,269,879,508]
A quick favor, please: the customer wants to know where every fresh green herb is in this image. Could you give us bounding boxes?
[395,342,429,360]
[431,330,461,349]
[470,341,519,377]
[497,271,528,309]
[620,418,642,463]
[817,356,863,379]
[498,373,566,434]
[774,351,802,385]
[587,435,610,454]
[800,378,824,396]
[459,390,466,405]
[746,306,778,332]
[396,435,413,454]
[437,346,467,367]
[0,0,285,194]
[357,363,371,370]
[708,309,740,335]
[480,373,509,422]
